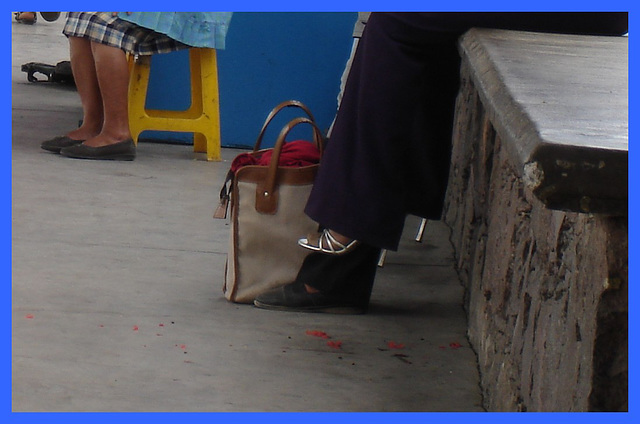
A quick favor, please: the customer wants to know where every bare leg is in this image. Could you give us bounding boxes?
[82,41,131,147]
[66,36,103,141]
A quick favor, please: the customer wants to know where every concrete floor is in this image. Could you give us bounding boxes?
[11,15,484,412]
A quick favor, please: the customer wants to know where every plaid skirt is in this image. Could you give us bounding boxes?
[63,12,190,55]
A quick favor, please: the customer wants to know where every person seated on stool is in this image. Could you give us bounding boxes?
[253,12,629,314]
[40,12,232,161]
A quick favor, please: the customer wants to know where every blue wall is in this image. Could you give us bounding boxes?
[141,12,357,149]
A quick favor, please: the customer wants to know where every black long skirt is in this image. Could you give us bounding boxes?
[304,12,628,251]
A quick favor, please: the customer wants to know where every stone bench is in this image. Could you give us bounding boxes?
[443,28,628,412]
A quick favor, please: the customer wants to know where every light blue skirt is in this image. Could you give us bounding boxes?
[116,12,233,50]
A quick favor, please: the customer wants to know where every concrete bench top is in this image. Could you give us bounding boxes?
[458,28,627,215]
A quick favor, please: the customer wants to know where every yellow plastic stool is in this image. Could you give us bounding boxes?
[128,48,221,161]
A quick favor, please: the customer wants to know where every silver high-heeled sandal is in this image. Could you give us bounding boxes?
[298,229,359,255]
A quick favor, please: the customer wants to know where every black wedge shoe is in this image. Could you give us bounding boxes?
[254,281,367,314]
[254,243,381,314]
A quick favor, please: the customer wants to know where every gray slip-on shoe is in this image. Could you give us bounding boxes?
[41,136,85,153]
[60,139,136,161]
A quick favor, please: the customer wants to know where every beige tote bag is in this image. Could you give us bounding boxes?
[216,101,324,303]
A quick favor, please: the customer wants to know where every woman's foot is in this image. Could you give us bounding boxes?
[41,136,85,153]
[254,244,381,314]
[15,12,36,24]
[41,126,102,153]
[66,127,100,143]
[59,138,136,161]
[73,130,132,148]
[304,284,320,293]
[298,229,359,255]
[253,280,367,314]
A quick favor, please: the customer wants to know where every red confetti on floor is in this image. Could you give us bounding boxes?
[327,341,343,349]
[25,314,34,319]
[387,341,405,349]
[306,330,330,339]
[132,325,139,331]
[449,342,462,349]
[159,323,164,327]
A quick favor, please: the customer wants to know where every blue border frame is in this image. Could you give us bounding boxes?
[5,1,636,422]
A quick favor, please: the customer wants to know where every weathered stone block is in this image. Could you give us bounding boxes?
[443,29,627,412]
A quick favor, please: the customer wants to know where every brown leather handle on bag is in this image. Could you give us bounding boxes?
[253,100,316,152]
[256,117,324,214]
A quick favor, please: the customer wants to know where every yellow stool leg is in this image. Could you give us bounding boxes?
[191,48,221,161]
[203,49,221,161]
[127,55,152,145]
[127,49,221,160]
